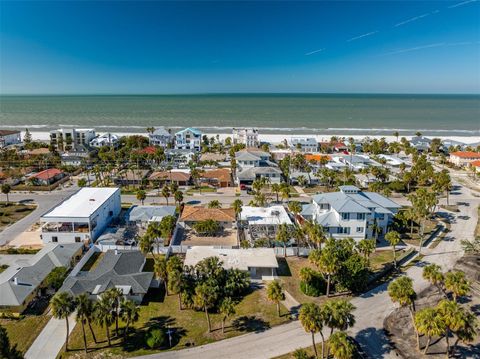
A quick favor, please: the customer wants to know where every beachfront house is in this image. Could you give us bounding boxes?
[0,130,21,148]
[40,187,121,244]
[0,243,83,313]
[448,151,480,167]
[149,127,173,147]
[340,154,381,171]
[90,133,119,148]
[290,137,318,153]
[50,128,96,151]
[232,128,260,148]
[60,250,154,303]
[409,136,432,152]
[175,127,202,151]
[301,185,401,240]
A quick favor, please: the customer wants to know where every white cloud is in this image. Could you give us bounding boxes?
[448,0,478,8]
[305,48,325,56]
[346,31,378,42]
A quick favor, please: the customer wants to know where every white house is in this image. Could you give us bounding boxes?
[50,128,96,151]
[90,133,119,148]
[240,205,293,240]
[149,127,172,147]
[235,150,282,184]
[448,151,480,167]
[232,128,259,148]
[185,246,278,280]
[290,137,317,153]
[40,187,121,244]
[301,185,401,240]
[0,130,21,148]
[175,127,202,151]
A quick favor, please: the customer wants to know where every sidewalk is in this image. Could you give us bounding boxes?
[25,313,76,359]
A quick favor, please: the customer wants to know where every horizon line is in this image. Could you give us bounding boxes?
[1,91,480,96]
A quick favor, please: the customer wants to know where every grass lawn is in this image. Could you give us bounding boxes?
[369,249,407,273]
[302,185,336,194]
[60,286,290,358]
[80,252,104,271]
[277,257,330,305]
[186,186,217,194]
[0,314,51,355]
[401,219,438,247]
[0,202,36,231]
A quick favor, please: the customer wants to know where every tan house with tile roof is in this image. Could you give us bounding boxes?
[149,171,191,186]
[201,168,232,187]
[180,206,236,229]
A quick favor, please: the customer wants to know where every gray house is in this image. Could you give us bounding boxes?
[0,243,83,312]
[60,250,154,303]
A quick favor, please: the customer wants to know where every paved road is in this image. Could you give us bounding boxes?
[135,182,479,359]
[0,188,78,246]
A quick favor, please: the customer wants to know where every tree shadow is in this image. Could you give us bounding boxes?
[276,257,292,277]
[355,327,394,358]
[232,315,271,333]
[122,315,187,352]
[142,287,166,304]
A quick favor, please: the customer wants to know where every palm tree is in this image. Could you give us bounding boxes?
[271,183,281,203]
[76,293,94,353]
[120,299,140,342]
[103,288,123,337]
[436,299,467,357]
[136,189,146,205]
[329,331,356,359]
[445,271,470,302]
[266,280,285,317]
[388,276,419,348]
[174,190,183,206]
[194,282,218,333]
[161,186,171,205]
[95,295,115,347]
[422,264,445,295]
[232,199,243,220]
[51,292,76,352]
[288,201,302,219]
[219,297,236,334]
[385,231,401,268]
[415,307,446,354]
[356,239,376,267]
[299,302,324,359]
[322,299,356,358]
[154,256,168,294]
[451,310,478,356]
[280,184,290,203]
[138,232,154,257]
[316,247,340,297]
[276,223,290,258]
[393,131,399,142]
[208,200,221,208]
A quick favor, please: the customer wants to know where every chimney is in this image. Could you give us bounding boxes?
[13,277,18,285]
[114,249,118,255]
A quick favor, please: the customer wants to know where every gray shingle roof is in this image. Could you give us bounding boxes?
[237,166,282,180]
[312,189,400,215]
[127,205,176,222]
[0,243,83,307]
[60,250,153,297]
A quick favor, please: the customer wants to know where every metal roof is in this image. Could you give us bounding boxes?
[42,187,119,219]
[127,205,176,222]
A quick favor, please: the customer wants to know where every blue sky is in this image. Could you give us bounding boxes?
[1,1,479,94]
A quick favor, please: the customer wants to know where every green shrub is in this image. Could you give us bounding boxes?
[145,328,166,349]
[299,272,326,297]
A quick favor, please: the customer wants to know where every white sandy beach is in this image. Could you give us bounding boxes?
[23,130,480,146]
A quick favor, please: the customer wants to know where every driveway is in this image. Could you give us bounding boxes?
[0,188,78,246]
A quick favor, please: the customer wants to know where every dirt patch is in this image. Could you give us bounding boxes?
[182,228,238,246]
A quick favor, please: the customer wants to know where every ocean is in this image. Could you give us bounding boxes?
[0,94,479,137]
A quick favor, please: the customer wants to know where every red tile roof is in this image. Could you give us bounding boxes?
[201,169,232,183]
[180,206,235,222]
[30,168,63,180]
[0,130,20,136]
[450,151,480,159]
[149,171,191,182]
[470,160,480,168]
[135,146,157,155]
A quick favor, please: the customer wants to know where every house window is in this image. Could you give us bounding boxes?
[357,213,366,220]
[356,227,364,233]
[52,236,58,242]
[341,213,350,220]
[377,214,385,220]
[338,227,350,234]
[75,237,81,242]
